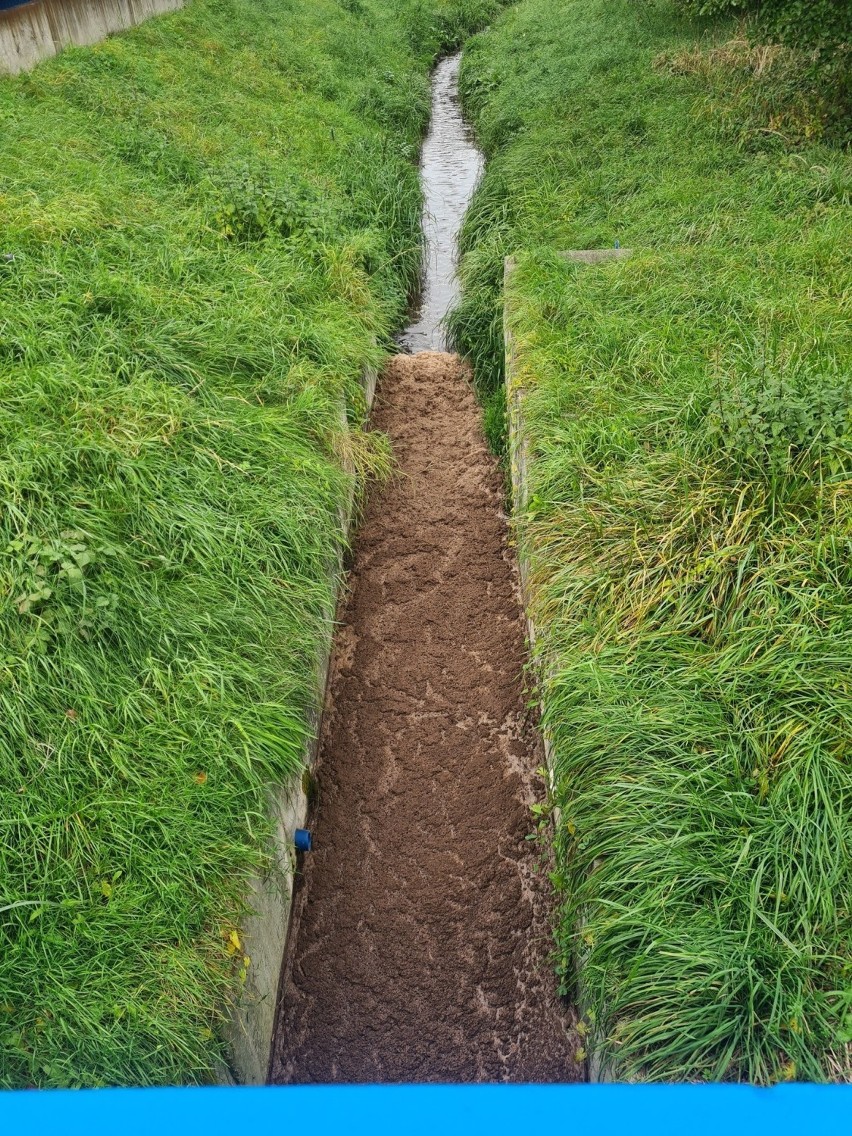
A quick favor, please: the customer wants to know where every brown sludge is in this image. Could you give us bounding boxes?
[269,351,581,1083]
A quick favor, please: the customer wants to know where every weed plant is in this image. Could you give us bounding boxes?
[0,0,502,1087]
[455,0,852,1081]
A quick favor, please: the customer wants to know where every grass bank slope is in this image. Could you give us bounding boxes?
[0,0,502,1087]
[454,0,851,1082]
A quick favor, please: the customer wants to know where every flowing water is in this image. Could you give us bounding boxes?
[399,52,484,352]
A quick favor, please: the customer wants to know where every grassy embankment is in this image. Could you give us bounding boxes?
[452,0,851,1082]
[0,0,503,1087]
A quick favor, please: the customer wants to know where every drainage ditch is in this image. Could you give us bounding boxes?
[268,51,580,1084]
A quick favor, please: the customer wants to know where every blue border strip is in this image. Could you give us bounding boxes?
[0,1084,850,1135]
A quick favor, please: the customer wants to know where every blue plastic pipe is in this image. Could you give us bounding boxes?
[295,827,313,852]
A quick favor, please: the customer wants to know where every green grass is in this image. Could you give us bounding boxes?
[454,0,852,1082]
[0,0,504,1087]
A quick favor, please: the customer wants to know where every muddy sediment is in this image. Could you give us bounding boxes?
[269,352,581,1083]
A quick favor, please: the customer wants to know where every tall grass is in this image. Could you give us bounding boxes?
[0,0,503,1087]
[457,0,852,1081]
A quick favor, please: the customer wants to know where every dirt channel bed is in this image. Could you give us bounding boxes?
[269,351,581,1083]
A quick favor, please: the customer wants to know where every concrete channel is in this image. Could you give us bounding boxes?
[265,52,580,1083]
[233,53,634,1090]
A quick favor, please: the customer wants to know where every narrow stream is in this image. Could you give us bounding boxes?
[399,51,483,352]
[269,47,579,1084]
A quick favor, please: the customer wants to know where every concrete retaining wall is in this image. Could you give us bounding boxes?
[224,363,378,1085]
[503,249,631,1083]
[0,0,184,75]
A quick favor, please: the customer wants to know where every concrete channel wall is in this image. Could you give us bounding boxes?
[503,248,632,1084]
[0,0,184,75]
[225,363,378,1084]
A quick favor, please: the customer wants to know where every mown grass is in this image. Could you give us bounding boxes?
[0,0,504,1087]
[454,0,852,1082]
